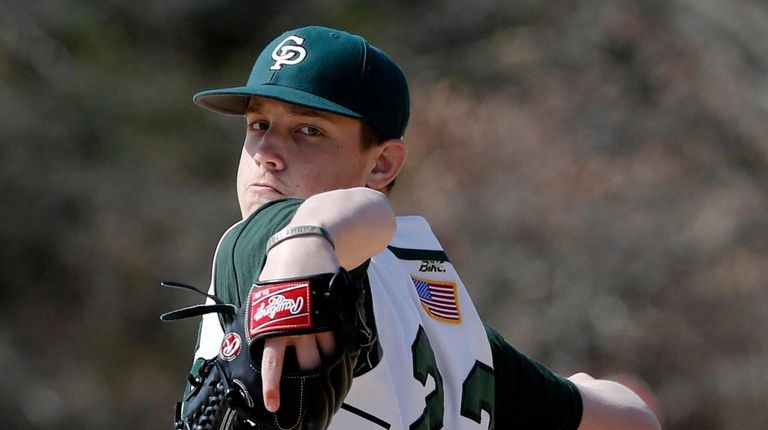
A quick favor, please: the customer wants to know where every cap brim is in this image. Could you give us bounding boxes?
[193,85,364,120]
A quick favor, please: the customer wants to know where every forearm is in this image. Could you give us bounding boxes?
[259,187,396,279]
[255,188,394,410]
[570,373,661,430]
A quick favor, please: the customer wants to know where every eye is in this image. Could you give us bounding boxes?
[248,121,269,131]
[298,125,322,136]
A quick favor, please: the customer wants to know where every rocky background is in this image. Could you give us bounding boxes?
[1,1,767,428]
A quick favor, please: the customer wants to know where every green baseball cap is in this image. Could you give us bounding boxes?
[194,26,410,139]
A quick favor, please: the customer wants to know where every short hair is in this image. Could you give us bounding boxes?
[359,121,397,192]
[359,120,385,149]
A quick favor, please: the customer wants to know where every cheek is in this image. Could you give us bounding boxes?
[325,156,369,187]
[236,151,253,188]
[291,160,345,195]
[290,141,372,193]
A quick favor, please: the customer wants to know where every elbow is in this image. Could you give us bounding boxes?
[578,398,662,430]
[571,373,663,430]
[644,414,662,430]
[613,406,661,430]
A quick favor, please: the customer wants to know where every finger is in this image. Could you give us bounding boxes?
[316,331,336,358]
[262,337,288,412]
[293,335,322,370]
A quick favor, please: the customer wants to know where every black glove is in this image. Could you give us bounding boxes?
[161,268,366,430]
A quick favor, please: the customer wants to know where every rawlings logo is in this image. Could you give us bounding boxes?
[219,332,242,361]
[248,282,312,338]
[270,35,307,70]
[254,295,305,320]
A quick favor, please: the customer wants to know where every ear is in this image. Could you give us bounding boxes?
[365,138,407,192]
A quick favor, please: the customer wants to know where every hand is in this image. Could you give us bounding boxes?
[261,331,336,412]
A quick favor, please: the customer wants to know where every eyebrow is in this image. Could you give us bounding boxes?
[246,100,330,120]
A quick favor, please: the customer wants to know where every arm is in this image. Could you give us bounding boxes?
[486,323,660,430]
[570,373,662,430]
[257,187,396,412]
[259,186,396,279]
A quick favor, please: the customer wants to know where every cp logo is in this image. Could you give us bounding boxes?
[270,35,307,70]
[219,332,242,361]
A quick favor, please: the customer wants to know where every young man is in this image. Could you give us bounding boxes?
[181,26,660,429]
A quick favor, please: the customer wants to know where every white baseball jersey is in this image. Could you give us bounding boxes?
[193,216,494,429]
[330,216,494,429]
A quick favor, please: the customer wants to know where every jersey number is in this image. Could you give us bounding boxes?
[410,326,495,429]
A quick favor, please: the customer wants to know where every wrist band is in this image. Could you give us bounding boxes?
[266,225,335,253]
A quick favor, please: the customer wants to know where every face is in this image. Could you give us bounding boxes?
[237,97,381,217]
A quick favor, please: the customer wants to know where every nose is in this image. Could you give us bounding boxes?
[245,129,285,171]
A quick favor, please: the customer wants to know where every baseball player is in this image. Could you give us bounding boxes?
[166,26,661,429]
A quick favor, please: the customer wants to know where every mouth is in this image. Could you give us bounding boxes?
[247,182,283,195]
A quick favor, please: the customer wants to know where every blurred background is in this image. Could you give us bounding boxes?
[1,0,767,428]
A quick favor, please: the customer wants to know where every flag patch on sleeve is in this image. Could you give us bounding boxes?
[411,276,461,323]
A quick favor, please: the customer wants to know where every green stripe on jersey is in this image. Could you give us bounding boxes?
[387,246,450,262]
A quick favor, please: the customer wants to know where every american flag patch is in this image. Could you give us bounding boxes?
[411,276,461,323]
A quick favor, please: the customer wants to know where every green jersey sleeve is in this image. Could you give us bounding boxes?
[484,323,583,429]
[214,198,304,307]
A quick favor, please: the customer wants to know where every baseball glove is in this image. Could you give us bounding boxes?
[161,268,366,430]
